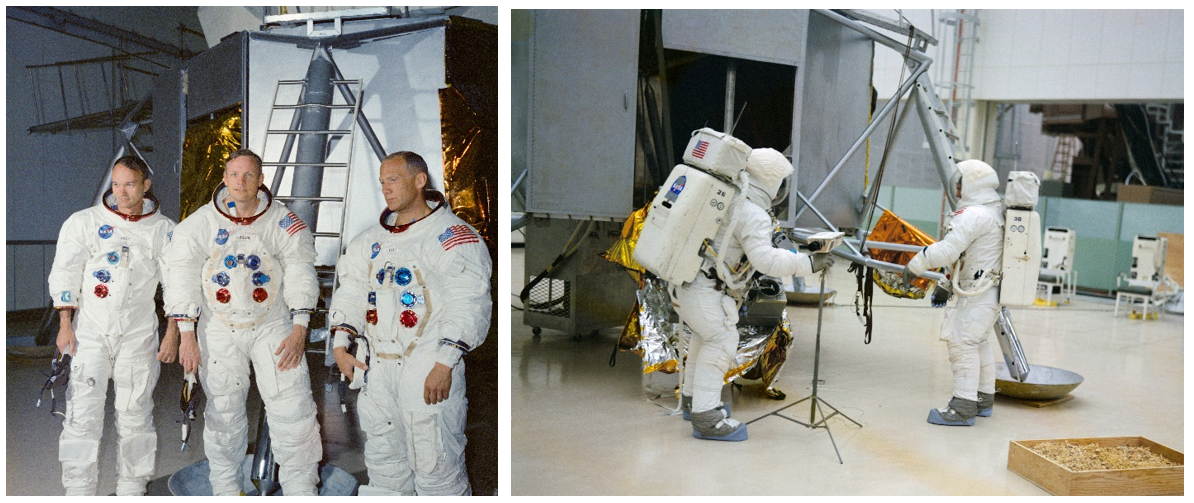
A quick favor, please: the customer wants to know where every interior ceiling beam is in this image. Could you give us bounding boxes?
[7,6,196,63]
[27,101,142,135]
[25,52,156,69]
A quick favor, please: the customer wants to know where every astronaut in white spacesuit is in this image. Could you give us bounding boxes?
[904,159,1005,426]
[164,149,322,495]
[48,155,179,496]
[329,151,492,495]
[673,148,832,441]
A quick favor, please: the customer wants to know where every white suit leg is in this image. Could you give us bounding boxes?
[250,323,321,496]
[198,326,251,496]
[59,332,112,496]
[977,337,997,396]
[942,290,1000,401]
[681,322,700,399]
[111,336,160,496]
[397,349,470,496]
[357,359,416,496]
[945,339,979,402]
[673,281,739,413]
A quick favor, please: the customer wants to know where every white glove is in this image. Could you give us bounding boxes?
[810,253,835,273]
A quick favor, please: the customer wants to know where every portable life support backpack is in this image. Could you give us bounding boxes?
[633,128,751,287]
[997,171,1043,306]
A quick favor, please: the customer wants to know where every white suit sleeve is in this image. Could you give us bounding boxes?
[47,213,89,309]
[429,236,493,369]
[275,213,318,327]
[328,234,371,343]
[907,210,979,275]
[156,219,176,298]
[164,216,207,328]
[735,204,814,278]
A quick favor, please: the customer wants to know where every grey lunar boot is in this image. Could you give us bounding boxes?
[681,395,731,421]
[927,396,978,426]
[690,407,748,441]
[976,392,994,417]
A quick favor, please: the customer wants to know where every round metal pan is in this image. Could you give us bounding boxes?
[995,362,1084,400]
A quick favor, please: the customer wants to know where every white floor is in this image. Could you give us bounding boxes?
[510,247,1185,495]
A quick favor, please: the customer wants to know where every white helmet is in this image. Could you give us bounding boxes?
[745,148,793,200]
[955,159,1001,208]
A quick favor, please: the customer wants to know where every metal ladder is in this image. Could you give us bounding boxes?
[934,9,980,155]
[260,76,365,318]
[1145,103,1184,187]
[1049,135,1080,183]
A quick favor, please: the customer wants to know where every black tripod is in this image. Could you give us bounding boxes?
[747,266,861,463]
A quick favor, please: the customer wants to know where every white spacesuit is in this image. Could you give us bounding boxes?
[164,184,322,494]
[906,159,1005,426]
[329,191,492,495]
[48,191,174,496]
[672,148,827,441]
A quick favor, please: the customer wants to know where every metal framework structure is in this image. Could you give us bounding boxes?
[787,9,964,287]
[10,7,202,134]
[7,6,197,65]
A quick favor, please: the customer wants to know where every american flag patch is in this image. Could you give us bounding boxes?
[691,139,710,159]
[438,225,479,251]
[279,212,308,235]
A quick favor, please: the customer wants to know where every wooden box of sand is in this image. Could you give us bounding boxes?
[1008,437,1183,495]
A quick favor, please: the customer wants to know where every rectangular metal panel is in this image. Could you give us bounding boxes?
[662,10,807,66]
[186,31,246,120]
[526,10,639,219]
[7,246,15,311]
[14,245,46,310]
[151,68,185,221]
[247,21,446,265]
[511,11,532,204]
[792,11,873,229]
[522,217,637,335]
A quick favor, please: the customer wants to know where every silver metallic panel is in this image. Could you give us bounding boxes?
[525,10,639,219]
[662,10,807,66]
[151,68,185,221]
[186,31,246,120]
[792,11,873,229]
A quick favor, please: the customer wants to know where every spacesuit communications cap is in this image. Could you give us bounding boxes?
[745,148,793,199]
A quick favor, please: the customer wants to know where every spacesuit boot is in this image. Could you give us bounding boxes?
[927,397,978,426]
[976,392,994,417]
[691,407,747,441]
[680,395,730,421]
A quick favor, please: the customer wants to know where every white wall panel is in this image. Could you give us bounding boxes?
[972,9,1182,102]
[1162,63,1183,98]
[873,9,1181,103]
[1038,10,1073,68]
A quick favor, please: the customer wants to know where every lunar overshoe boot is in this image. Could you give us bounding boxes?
[690,407,748,441]
[927,396,978,426]
[976,392,994,417]
[681,395,731,421]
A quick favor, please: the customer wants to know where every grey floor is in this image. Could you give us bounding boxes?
[510,247,1185,495]
[5,310,498,496]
